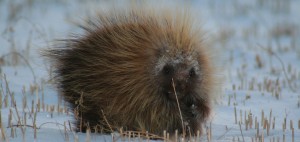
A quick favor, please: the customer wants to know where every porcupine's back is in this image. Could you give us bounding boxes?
[46,7,216,136]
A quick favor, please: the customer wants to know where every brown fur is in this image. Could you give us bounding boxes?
[45,7,216,137]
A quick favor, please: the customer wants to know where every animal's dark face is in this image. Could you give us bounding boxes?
[160,63,198,100]
[155,52,201,101]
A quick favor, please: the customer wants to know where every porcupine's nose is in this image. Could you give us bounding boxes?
[175,71,189,91]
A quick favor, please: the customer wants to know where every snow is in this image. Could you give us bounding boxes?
[1,0,300,141]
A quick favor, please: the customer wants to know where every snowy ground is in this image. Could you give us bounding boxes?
[0,0,300,141]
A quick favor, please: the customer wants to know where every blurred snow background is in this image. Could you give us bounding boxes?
[0,0,300,141]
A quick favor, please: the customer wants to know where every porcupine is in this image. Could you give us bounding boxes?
[45,7,217,137]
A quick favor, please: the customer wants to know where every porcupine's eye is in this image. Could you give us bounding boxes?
[162,65,173,75]
[189,67,196,77]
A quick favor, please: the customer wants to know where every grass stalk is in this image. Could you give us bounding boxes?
[171,78,185,138]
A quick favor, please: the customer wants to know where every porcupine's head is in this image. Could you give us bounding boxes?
[145,17,215,134]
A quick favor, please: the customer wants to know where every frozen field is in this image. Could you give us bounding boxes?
[0,0,300,141]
